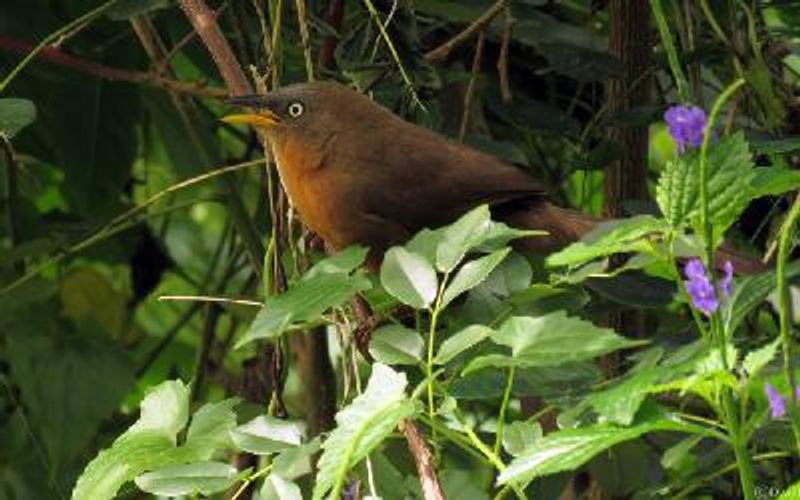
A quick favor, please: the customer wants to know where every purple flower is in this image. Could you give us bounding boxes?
[719,260,733,297]
[684,258,718,315]
[665,105,707,153]
[765,382,786,418]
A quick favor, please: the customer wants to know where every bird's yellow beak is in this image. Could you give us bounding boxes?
[221,110,280,128]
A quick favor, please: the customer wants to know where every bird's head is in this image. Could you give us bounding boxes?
[222,81,374,147]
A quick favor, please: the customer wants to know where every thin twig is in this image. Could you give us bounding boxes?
[0,35,226,98]
[459,31,485,142]
[425,0,506,63]
[399,420,444,500]
[294,0,315,80]
[497,5,513,103]
[159,295,264,307]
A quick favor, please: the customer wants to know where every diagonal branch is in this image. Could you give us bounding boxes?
[425,0,506,63]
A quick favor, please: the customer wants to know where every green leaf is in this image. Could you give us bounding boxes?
[304,245,369,279]
[661,435,702,473]
[0,98,36,138]
[722,262,800,334]
[742,338,780,378]
[497,410,702,485]
[272,437,321,480]
[657,133,756,234]
[134,461,238,496]
[482,252,533,296]
[406,227,446,266]
[750,167,800,198]
[184,399,239,458]
[6,311,133,473]
[238,271,371,347]
[491,312,646,366]
[779,481,800,500]
[72,381,191,500]
[503,421,543,457]
[230,416,303,455]
[441,248,511,308]
[313,364,417,500]
[435,325,494,365]
[436,205,493,272]
[106,0,174,20]
[751,137,800,155]
[587,367,661,425]
[546,216,666,267]
[369,325,424,365]
[380,247,438,309]
[259,473,303,500]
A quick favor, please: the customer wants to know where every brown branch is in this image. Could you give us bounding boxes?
[425,0,506,63]
[459,31,485,142]
[0,34,226,98]
[178,0,252,95]
[400,420,444,500]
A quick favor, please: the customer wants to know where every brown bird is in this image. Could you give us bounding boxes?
[223,81,761,274]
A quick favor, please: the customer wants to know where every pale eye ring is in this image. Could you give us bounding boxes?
[288,102,304,118]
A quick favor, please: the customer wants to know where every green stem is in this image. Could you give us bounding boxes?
[493,366,515,456]
[0,0,120,93]
[427,274,448,418]
[775,193,800,454]
[698,77,746,265]
[722,391,755,500]
[650,0,691,102]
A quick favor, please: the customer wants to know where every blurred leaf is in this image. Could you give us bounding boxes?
[61,266,128,338]
[107,0,175,20]
[0,97,36,138]
[490,312,646,366]
[441,248,510,308]
[750,137,800,155]
[503,420,543,457]
[779,481,800,500]
[272,437,321,480]
[546,216,667,267]
[435,325,494,365]
[134,461,238,496]
[6,310,133,474]
[230,416,303,455]
[238,271,371,347]
[661,435,702,474]
[369,325,425,365]
[313,364,417,500]
[723,262,800,334]
[380,247,438,308]
[506,284,589,316]
[750,167,800,198]
[744,59,786,130]
[259,473,303,500]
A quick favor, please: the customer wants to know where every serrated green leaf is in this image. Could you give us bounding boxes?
[656,154,696,228]
[546,216,666,267]
[369,325,424,365]
[230,416,303,455]
[313,364,417,500]
[134,461,238,496]
[742,339,780,378]
[238,271,371,347]
[435,325,494,365]
[491,312,646,366]
[380,247,438,309]
[441,248,510,308]
[0,98,36,138]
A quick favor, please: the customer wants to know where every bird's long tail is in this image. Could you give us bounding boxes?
[502,201,766,275]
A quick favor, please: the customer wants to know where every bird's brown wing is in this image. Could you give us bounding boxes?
[339,119,547,237]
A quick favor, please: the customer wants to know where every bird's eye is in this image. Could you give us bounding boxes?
[287,102,304,118]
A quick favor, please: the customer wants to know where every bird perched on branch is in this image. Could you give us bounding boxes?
[223,81,762,275]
